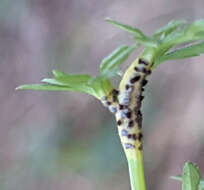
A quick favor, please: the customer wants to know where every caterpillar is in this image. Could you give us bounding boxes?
[101,57,152,157]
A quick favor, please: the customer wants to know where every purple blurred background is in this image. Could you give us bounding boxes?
[1,0,204,190]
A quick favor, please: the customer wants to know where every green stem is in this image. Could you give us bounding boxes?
[127,151,146,190]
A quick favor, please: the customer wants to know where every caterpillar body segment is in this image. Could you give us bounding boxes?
[100,57,153,158]
[101,89,120,114]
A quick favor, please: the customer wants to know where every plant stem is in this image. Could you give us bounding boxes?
[127,150,146,190]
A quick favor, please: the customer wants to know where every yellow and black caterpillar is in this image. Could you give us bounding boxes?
[101,58,152,155]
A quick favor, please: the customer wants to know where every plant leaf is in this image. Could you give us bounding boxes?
[171,176,204,188]
[153,20,186,39]
[16,69,114,99]
[100,45,137,78]
[16,84,74,91]
[41,78,68,86]
[163,20,204,46]
[153,41,204,68]
[17,83,99,97]
[41,71,97,96]
[88,77,113,97]
[106,18,158,47]
[52,70,92,85]
[106,18,146,38]
[100,45,129,73]
[182,162,200,190]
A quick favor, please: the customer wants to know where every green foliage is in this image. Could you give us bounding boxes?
[163,20,204,46]
[17,19,204,96]
[182,162,200,190]
[16,84,74,91]
[172,162,202,190]
[99,44,137,78]
[154,41,204,68]
[105,18,204,69]
[106,18,158,48]
[17,44,137,98]
[16,70,113,99]
[106,18,147,39]
[153,20,186,40]
[172,176,204,190]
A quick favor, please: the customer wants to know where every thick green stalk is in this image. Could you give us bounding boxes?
[128,151,146,190]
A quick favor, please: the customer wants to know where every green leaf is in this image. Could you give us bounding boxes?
[17,83,99,97]
[106,18,146,39]
[40,71,96,95]
[106,18,158,47]
[88,77,113,97]
[16,84,74,91]
[153,20,186,39]
[52,70,92,85]
[100,45,129,73]
[172,176,204,188]
[41,78,68,86]
[16,69,114,99]
[182,162,200,190]
[100,45,136,78]
[154,41,204,68]
[163,20,204,46]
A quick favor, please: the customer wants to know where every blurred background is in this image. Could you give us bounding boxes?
[1,0,204,190]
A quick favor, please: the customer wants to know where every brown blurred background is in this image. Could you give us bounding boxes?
[1,0,204,190]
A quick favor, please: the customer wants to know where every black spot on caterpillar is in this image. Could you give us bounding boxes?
[142,79,148,86]
[138,132,143,141]
[112,89,119,95]
[138,144,143,151]
[117,120,122,126]
[119,104,127,110]
[106,101,111,106]
[125,111,132,119]
[138,58,149,66]
[132,134,137,140]
[112,89,119,102]
[130,74,141,84]
[127,120,134,128]
[134,66,152,75]
[127,133,137,140]
[127,134,132,139]
[125,84,130,90]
